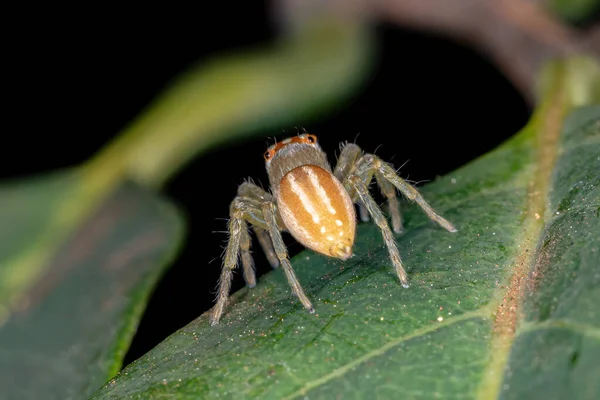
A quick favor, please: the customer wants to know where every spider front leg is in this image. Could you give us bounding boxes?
[348,175,410,286]
[335,143,403,232]
[254,227,279,268]
[356,153,457,233]
[335,143,457,287]
[261,202,314,314]
[237,182,280,268]
[210,183,274,326]
[210,199,260,325]
[210,183,313,325]
[375,171,404,233]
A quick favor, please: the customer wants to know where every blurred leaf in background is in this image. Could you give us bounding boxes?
[0,13,374,400]
[548,0,600,24]
[0,180,184,399]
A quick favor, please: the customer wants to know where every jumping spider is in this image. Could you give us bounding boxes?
[210,134,456,325]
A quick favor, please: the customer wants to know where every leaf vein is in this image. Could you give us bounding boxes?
[282,310,486,399]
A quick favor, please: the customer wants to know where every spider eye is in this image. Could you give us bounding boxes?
[306,134,317,143]
[264,149,273,160]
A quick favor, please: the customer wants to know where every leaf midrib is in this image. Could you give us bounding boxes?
[476,62,568,399]
[281,63,571,400]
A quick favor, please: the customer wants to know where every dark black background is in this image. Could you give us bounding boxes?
[2,3,530,366]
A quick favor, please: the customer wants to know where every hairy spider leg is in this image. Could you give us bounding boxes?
[238,221,255,287]
[334,143,457,287]
[237,182,280,268]
[349,175,410,286]
[211,197,260,325]
[334,144,409,285]
[254,227,279,268]
[211,183,276,325]
[261,201,314,313]
[211,181,313,325]
[375,170,403,233]
[355,153,457,233]
[336,144,402,231]
[333,143,370,223]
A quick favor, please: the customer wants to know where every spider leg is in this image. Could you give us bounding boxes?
[239,222,255,288]
[237,182,281,267]
[348,176,410,286]
[359,154,457,233]
[357,202,370,223]
[337,145,456,287]
[261,202,314,313]
[210,184,272,326]
[210,207,247,326]
[333,142,361,182]
[335,143,403,230]
[334,143,370,222]
[375,171,403,233]
[254,227,279,268]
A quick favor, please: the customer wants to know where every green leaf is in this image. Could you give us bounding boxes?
[0,16,371,399]
[90,58,600,399]
[0,16,370,324]
[0,179,184,399]
[88,16,373,190]
[0,15,370,313]
[547,0,600,24]
[497,107,600,400]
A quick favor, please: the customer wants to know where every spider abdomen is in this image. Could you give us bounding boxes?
[277,165,356,259]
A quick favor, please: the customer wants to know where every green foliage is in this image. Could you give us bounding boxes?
[548,0,600,24]
[499,106,600,400]
[0,12,598,400]
[0,17,372,400]
[89,62,600,399]
[0,180,184,399]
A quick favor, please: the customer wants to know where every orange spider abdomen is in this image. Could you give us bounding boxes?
[277,165,356,259]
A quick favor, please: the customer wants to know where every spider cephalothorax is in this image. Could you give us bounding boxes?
[210,133,456,325]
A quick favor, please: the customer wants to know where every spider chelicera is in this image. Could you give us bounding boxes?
[210,134,456,325]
